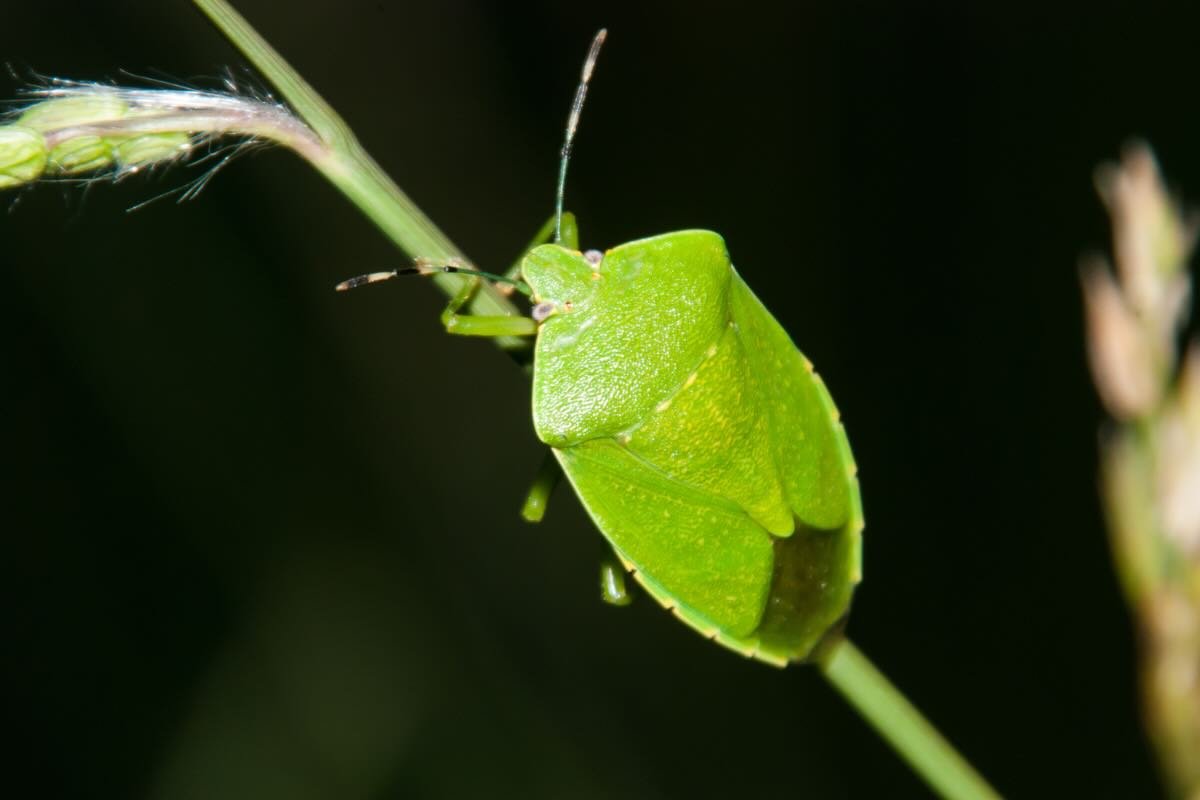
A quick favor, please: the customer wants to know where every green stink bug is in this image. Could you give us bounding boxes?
[341,30,862,666]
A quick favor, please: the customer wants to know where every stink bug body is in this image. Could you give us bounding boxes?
[525,232,863,665]
[341,30,862,666]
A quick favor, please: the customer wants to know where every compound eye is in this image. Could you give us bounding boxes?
[531,301,557,322]
[583,249,603,268]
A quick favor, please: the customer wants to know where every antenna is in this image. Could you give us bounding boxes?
[336,258,530,295]
[555,29,607,244]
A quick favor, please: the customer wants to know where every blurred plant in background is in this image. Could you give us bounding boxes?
[1082,143,1200,799]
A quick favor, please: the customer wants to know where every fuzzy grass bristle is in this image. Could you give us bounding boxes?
[0,77,325,203]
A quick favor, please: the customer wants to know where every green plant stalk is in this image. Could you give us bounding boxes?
[191,2,1000,797]
[192,0,527,351]
[822,640,1000,800]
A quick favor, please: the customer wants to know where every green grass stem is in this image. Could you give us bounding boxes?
[823,639,1001,800]
[191,0,526,350]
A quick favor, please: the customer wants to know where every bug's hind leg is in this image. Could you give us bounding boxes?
[600,560,634,606]
[520,449,562,522]
[597,563,633,606]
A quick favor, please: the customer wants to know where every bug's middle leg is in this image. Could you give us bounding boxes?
[520,449,562,522]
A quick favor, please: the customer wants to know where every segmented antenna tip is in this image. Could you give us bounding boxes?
[555,29,608,244]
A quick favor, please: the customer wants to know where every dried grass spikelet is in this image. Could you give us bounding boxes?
[1084,142,1200,799]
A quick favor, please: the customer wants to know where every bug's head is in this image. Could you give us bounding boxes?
[522,243,603,323]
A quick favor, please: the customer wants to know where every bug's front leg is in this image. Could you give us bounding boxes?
[433,207,581,333]
[497,212,581,292]
[437,271,538,337]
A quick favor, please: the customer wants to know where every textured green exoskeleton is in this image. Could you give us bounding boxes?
[522,233,863,665]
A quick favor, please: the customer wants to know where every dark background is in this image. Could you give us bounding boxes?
[2,1,1195,797]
